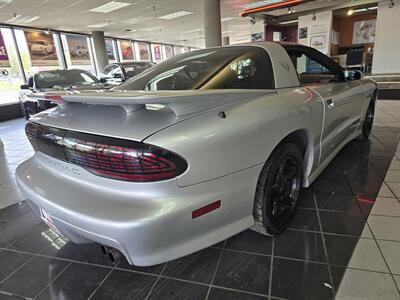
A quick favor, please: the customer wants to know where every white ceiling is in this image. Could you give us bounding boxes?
[0,0,380,48]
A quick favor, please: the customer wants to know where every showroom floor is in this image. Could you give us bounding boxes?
[0,100,399,300]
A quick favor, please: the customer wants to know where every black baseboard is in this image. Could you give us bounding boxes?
[378,89,400,100]
[0,103,23,122]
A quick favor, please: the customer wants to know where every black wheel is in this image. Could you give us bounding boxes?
[361,104,374,140]
[253,143,303,235]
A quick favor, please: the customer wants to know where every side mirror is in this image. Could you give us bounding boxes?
[345,70,363,81]
[20,84,30,90]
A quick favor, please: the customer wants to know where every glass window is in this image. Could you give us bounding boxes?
[0,28,24,105]
[119,46,274,91]
[174,46,184,55]
[118,40,134,62]
[162,45,174,60]
[150,44,163,62]
[135,42,151,61]
[288,52,338,85]
[61,34,96,75]
[105,38,117,63]
[34,69,99,89]
[15,29,62,79]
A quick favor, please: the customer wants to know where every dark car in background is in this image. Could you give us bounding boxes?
[99,62,155,85]
[19,68,110,119]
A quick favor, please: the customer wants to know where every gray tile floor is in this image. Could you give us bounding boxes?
[0,100,399,300]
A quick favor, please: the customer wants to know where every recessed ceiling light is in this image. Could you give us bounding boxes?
[158,11,193,20]
[279,19,298,24]
[6,14,40,23]
[87,22,113,28]
[221,17,236,22]
[89,1,131,13]
[241,0,282,9]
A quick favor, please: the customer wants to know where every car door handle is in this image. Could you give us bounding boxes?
[326,98,334,108]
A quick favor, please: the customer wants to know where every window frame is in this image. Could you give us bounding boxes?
[283,44,345,85]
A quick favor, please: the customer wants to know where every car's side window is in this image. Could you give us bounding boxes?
[288,50,342,85]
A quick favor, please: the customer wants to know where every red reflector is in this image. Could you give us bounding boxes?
[192,200,221,219]
[45,94,63,101]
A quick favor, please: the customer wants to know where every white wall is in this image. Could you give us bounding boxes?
[298,11,332,55]
[372,0,400,74]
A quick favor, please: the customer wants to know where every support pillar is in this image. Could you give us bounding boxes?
[203,0,222,48]
[92,31,109,72]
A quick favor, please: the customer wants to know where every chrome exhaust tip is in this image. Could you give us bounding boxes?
[108,248,121,264]
[100,245,109,257]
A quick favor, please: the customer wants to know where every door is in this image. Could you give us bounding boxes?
[287,47,364,164]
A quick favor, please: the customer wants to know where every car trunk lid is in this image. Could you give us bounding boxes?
[30,89,275,142]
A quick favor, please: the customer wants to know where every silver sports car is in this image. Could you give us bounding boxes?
[16,42,377,266]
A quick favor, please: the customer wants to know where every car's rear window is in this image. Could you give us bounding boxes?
[118,46,274,91]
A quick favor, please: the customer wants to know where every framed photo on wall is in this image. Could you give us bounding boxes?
[352,20,376,44]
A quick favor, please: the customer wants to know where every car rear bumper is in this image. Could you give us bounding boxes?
[16,153,260,266]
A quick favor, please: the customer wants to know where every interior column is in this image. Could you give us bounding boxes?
[92,31,109,72]
[203,0,222,48]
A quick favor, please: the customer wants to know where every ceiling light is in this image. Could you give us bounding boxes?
[352,6,378,13]
[158,11,193,20]
[279,19,298,24]
[347,9,354,16]
[87,22,112,28]
[221,17,236,22]
[241,0,282,9]
[89,1,131,13]
[6,14,40,23]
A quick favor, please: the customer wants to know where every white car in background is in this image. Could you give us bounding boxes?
[30,40,54,56]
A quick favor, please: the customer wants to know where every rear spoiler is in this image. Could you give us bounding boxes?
[34,89,276,116]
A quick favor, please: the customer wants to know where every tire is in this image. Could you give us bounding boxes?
[253,143,303,235]
[361,103,374,140]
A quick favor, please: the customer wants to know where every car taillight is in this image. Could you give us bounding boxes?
[25,122,187,182]
[44,94,63,102]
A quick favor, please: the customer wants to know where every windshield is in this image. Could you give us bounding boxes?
[118,46,274,91]
[35,69,99,89]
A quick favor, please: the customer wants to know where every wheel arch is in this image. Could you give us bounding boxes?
[271,128,314,187]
